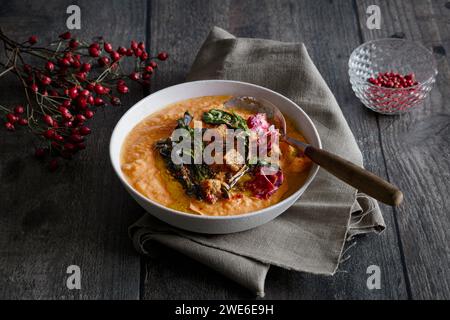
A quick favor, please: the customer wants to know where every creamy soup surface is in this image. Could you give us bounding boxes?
[121,96,311,216]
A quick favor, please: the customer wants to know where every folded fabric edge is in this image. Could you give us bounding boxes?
[129,225,270,297]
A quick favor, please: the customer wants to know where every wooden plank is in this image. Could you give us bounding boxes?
[145,0,408,299]
[0,0,146,299]
[355,0,450,299]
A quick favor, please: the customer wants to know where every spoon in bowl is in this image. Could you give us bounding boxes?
[224,96,403,207]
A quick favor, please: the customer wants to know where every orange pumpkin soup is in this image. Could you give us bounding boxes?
[121,96,311,216]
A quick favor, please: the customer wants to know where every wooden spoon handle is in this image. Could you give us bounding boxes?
[304,146,403,206]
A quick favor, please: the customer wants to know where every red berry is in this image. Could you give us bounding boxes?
[130,40,138,50]
[80,89,90,97]
[86,83,95,91]
[69,134,83,143]
[30,83,39,93]
[89,47,100,57]
[43,129,55,139]
[111,96,121,105]
[59,106,71,117]
[111,51,121,62]
[144,65,154,73]
[5,122,15,131]
[134,48,143,57]
[28,35,38,45]
[87,95,94,105]
[45,61,55,72]
[142,73,151,80]
[117,85,129,94]
[138,42,145,50]
[54,134,64,142]
[157,51,168,61]
[14,105,25,114]
[40,76,52,86]
[75,72,86,81]
[18,118,28,126]
[64,121,74,128]
[126,48,133,56]
[6,113,18,123]
[140,52,148,61]
[68,87,79,99]
[98,56,110,67]
[405,73,415,81]
[62,100,71,107]
[94,97,104,106]
[85,110,94,119]
[94,84,106,95]
[129,72,140,81]
[80,126,91,136]
[35,148,46,158]
[118,47,127,55]
[59,58,71,67]
[104,42,113,53]
[43,115,54,127]
[76,96,88,109]
[149,61,158,68]
[75,114,86,122]
[63,51,73,59]
[71,59,81,69]
[60,32,71,40]
[81,63,91,73]
[69,39,79,49]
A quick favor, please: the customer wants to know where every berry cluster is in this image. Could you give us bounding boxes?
[365,72,422,113]
[368,72,418,89]
[0,29,168,171]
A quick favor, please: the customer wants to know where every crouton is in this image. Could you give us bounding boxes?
[200,179,223,203]
[224,148,245,173]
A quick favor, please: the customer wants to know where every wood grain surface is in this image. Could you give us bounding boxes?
[0,0,448,300]
[356,0,450,300]
[0,0,146,299]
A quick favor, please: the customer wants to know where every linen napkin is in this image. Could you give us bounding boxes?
[129,27,385,297]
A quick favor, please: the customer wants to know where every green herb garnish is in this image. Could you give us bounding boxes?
[202,109,249,131]
[155,112,213,199]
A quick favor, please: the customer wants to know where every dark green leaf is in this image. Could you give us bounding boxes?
[202,109,248,131]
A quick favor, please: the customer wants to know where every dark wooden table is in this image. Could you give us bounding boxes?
[0,0,449,300]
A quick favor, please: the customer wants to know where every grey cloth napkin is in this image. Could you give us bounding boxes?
[129,27,385,297]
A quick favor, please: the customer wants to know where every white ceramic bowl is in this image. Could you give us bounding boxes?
[110,80,321,234]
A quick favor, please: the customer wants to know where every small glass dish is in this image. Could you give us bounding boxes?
[349,39,438,115]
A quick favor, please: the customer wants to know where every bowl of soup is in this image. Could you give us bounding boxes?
[110,80,321,234]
